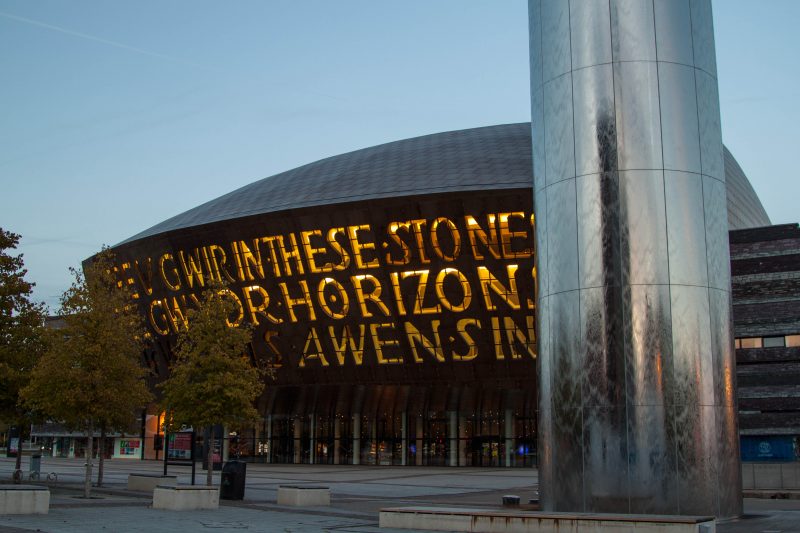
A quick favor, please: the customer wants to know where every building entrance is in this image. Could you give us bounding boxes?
[232,384,537,467]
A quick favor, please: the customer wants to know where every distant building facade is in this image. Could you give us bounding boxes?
[731,224,800,462]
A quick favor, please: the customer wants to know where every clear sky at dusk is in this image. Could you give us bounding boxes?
[1,0,797,310]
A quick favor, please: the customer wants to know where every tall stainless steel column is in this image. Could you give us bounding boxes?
[529,0,741,517]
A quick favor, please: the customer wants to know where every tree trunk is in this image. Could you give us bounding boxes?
[96,427,106,487]
[206,430,214,487]
[84,420,93,498]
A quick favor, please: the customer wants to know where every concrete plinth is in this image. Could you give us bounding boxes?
[0,485,50,515]
[379,507,716,533]
[127,473,178,492]
[152,485,218,511]
[277,485,330,506]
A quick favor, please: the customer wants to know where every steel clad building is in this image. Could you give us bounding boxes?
[105,122,770,469]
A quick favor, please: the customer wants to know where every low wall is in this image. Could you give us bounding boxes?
[742,462,800,490]
[277,486,330,506]
[127,474,178,492]
[152,485,218,511]
[380,507,716,533]
[0,486,50,515]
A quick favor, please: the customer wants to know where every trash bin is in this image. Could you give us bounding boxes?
[29,453,42,480]
[220,460,246,500]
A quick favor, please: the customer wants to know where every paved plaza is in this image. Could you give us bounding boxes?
[1,457,799,532]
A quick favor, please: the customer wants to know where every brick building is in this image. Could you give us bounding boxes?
[731,224,800,461]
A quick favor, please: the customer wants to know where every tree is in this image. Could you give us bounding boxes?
[23,249,152,498]
[0,229,47,480]
[158,282,264,486]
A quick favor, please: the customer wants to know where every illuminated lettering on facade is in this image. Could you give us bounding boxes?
[115,211,537,372]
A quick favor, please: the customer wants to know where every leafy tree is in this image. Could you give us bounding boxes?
[0,228,46,479]
[159,282,264,486]
[23,249,152,498]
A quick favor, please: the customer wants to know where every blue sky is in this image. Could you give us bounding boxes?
[1,0,797,309]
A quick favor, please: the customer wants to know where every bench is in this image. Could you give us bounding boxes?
[152,485,219,511]
[0,485,50,515]
[379,507,716,533]
[277,485,330,506]
[127,473,178,492]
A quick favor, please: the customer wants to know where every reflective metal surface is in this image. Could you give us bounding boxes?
[654,0,694,66]
[665,171,708,287]
[619,170,669,285]
[690,0,717,77]
[580,286,625,408]
[531,90,546,192]
[697,71,724,181]
[546,178,579,294]
[670,285,713,407]
[541,0,570,81]
[544,74,575,185]
[658,63,701,173]
[613,61,662,171]
[536,294,553,496]
[535,181,549,295]
[704,176,731,290]
[549,289,582,506]
[528,0,543,91]
[627,402,679,513]
[569,0,611,70]
[626,284,673,407]
[577,172,620,289]
[530,0,742,517]
[708,288,735,407]
[610,0,656,62]
[573,65,616,177]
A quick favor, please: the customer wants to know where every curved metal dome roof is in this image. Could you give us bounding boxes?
[121,122,769,245]
[723,147,771,230]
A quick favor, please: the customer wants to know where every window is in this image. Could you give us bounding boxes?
[739,337,763,349]
[734,339,741,349]
[763,336,786,348]
[786,335,800,347]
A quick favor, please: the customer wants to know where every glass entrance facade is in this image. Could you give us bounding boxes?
[231,383,537,467]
